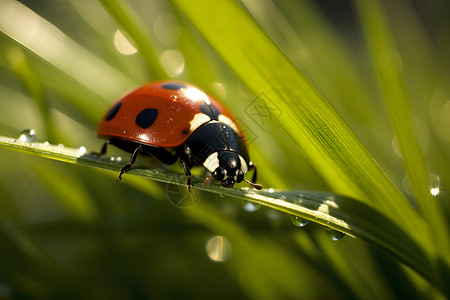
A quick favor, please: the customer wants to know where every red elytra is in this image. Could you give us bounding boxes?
[97,81,243,148]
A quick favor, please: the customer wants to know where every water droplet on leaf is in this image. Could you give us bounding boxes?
[78,146,87,154]
[429,174,441,196]
[325,227,345,241]
[291,215,309,227]
[18,129,36,143]
[241,200,260,212]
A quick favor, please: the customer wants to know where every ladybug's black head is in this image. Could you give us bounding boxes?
[212,151,247,188]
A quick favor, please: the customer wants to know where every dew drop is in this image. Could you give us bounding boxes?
[78,146,87,154]
[291,215,309,227]
[219,194,225,198]
[429,174,441,197]
[57,143,64,148]
[325,227,345,241]
[18,129,36,143]
[241,200,260,212]
[430,186,440,196]
[268,188,274,193]
[43,141,49,146]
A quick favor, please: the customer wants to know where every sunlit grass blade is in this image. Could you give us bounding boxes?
[170,0,426,248]
[0,0,134,103]
[0,135,440,286]
[242,0,385,130]
[353,0,450,267]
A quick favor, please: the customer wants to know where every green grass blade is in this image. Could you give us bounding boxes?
[353,0,450,267]
[0,135,439,286]
[97,0,167,79]
[170,0,426,246]
[0,0,134,101]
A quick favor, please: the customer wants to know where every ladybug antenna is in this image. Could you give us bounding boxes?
[244,179,263,190]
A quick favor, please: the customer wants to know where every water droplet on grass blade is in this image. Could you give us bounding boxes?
[110,156,122,162]
[78,146,87,154]
[325,227,345,241]
[291,215,309,227]
[241,200,259,212]
[18,129,36,143]
[429,174,441,196]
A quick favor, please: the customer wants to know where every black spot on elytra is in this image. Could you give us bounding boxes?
[136,108,158,129]
[162,83,186,90]
[105,102,122,121]
[200,104,220,120]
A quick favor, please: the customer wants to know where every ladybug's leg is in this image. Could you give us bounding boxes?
[181,159,192,192]
[91,140,110,156]
[248,161,257,183]
[118,145,142,181]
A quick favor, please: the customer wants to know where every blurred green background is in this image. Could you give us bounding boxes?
[1,0,450,298]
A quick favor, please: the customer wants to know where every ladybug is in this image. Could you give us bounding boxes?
[96,81,262,191]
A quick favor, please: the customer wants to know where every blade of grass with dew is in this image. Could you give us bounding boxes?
[353,0,450,269]
[170,0,426,248]
[0,136,439,286]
